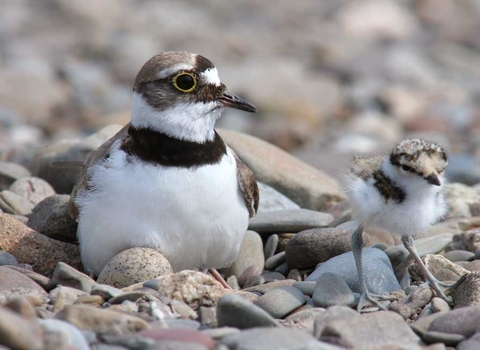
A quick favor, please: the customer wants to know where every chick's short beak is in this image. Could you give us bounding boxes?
[218,90,257,113]
[425,173,441,186]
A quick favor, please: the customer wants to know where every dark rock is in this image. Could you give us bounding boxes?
[28,194,78,243]
[285,228,351,269]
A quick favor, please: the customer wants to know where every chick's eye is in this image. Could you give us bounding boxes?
[401,164,412,172]
[173,72,197,93]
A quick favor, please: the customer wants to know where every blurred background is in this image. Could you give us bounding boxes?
[1,0,480,184]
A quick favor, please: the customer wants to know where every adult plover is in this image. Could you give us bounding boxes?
[70,51,259,278]
[344,139,452,310]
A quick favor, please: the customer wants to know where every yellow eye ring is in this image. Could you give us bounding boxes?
[172,72,197,93]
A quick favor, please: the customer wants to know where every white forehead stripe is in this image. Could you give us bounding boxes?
[201,67,221,86]
[156,63,194,79]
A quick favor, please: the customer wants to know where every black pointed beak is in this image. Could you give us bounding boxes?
[218,90,257,113]
[424,173,441,186]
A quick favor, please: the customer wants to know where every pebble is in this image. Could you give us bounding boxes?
[254,286,306,318]
[0,190,35,215]
[306,248,401,295]
[283,308,325,332]
[312,272,355,308]
[458,332,480,350]
[220,327,329,350]
[237,265,261,287]
[0,162,31,190]
[199,306,217,328]
[431,297,450,313]
[443,250,475,262]
[222,231,264,280]
[285,228,352,269]
[264,251,286,270]
[219,129,345,211]
[293,281,316,296]
[39,318,90,350]
[452,272,480,308]
[0,214,81,276]
[263,234,279,260]
[49,262,96,293]
[256,182,300,213]
[286,269,301,281]
[97,248,173,288]
[0,266,47,302]
[248,209,333,234]
[243,275,265,288]
[313,305,359,339]
[226,275,240,290]
[319,310,422,348]
[261,271,286,282]
[428,305,480,337]
[0,251,18,266]
[3,295,36,318]
[27,194,77,243]
[49,285,88,311]
[139,328,214,349]
[0,306,44,350]
[9,176,55,206]
[422,330,465,347]
[56,305,150,335]
[125,270,228,310]
[90,284,124,299]
[242,279,296,295]
[5,265,50,290]
[216,294,280,329]
[273,262,289,276]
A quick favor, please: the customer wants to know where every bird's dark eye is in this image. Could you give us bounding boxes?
[401,164,412,172]
[173,72,197,93]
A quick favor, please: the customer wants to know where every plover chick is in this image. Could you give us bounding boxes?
[344,138,451,311]
[70,51,259,278]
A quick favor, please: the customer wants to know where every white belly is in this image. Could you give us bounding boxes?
[76,145,249,275]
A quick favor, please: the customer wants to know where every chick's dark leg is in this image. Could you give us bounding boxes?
[401,235,453,304]
[352,225,388,311]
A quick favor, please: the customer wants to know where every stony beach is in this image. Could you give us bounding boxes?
[2,1,480,350]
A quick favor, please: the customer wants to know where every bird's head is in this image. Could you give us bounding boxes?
[389,139,448,187]
[131,51,257,143]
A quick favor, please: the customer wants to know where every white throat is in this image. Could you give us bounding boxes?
[131,92,224,143]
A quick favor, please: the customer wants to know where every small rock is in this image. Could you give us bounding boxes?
[220,327,325,350]
[458,332,480,350]
[0,251,18,266]
[285,228,351,269]
[422,331,465,346]
[226,275,240,290]
[222,231,264,280]
[56,305,150,335]
[0,190,35,215]
[257,182,300,213]
[264,252,286,271]
[421,254,469,282]
[313,305,360,339]
[262,271,286,283]
[428,305,480,337]
[90,284,124,299]
[0,162,31,190]
[320,311,422,348]
[3,295,36,319]
[49,262,96,292]
[0,214,81,276]
[217,294,280,329]
[5,266,50,290]
[293,281,316,296]
[403,287,433,311]
[273,262,289,276]
[445,183,480,218]
[453,272,480,308]
[0,266,47,303]
[27,195,77,243]
[237,265,261,287]
[124,270,227,310]
[199,306,217,328]
[306,248,401,295]
[264,234,279,260]
[312,272,355,308]
[39,318,90,350]
[254,286,306,318]
[9,177,55,206]
[243,275,265,288]
[242,280,296,295]
[286,269,301,281]
[138,328,214,350]
[283,308,325,332]
[0,306,43,350]
[447,230,480,253]
[97,248,173,288]
[443,250,475,262]
[49,285,88,311]
[249,209,334,234]
[431,297,450,313]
